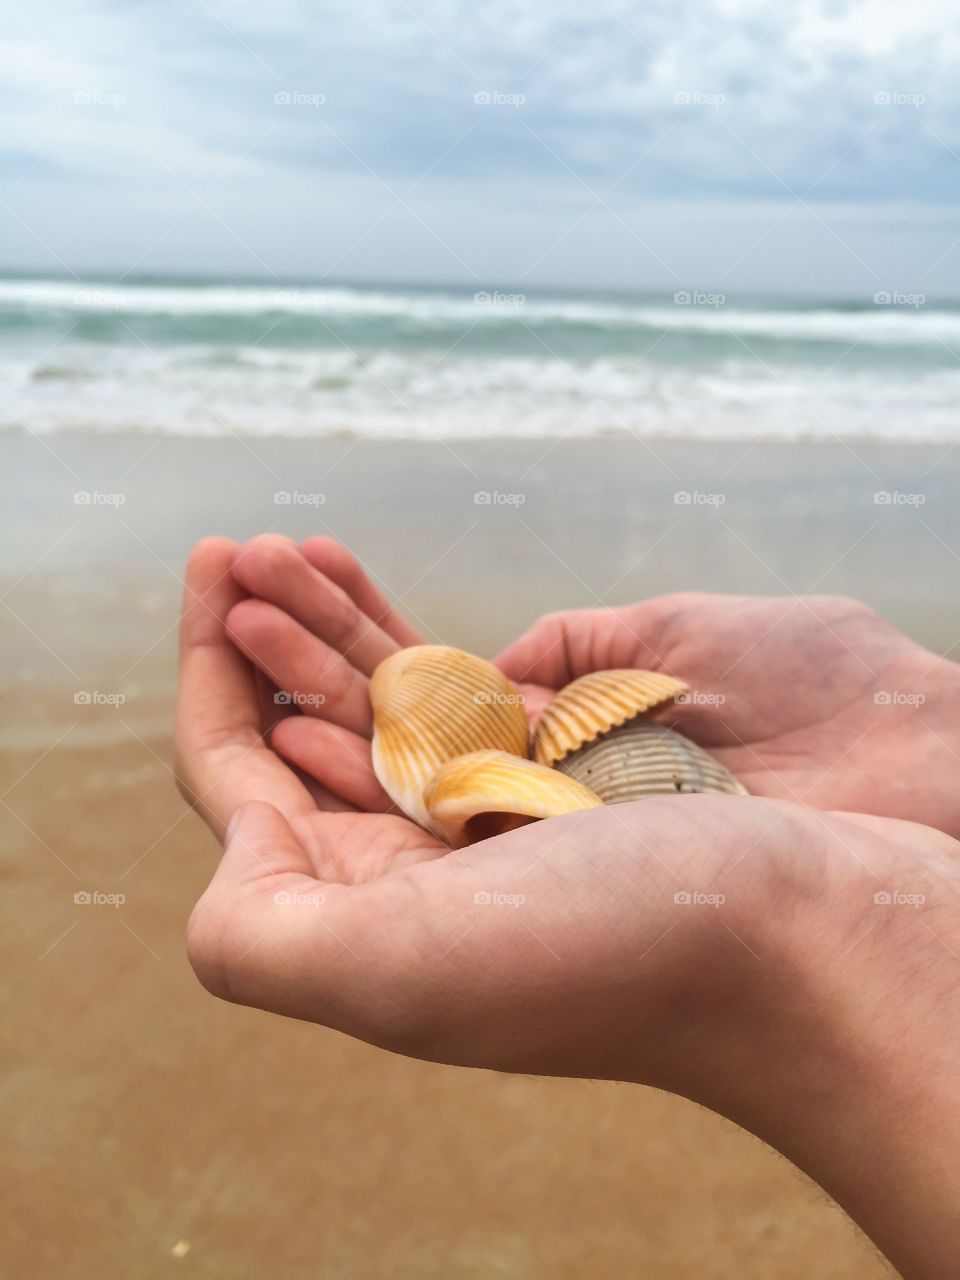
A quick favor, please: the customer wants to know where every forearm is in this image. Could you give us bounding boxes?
[703,830,960,1277]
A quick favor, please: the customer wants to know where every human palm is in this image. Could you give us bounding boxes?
[496,593,958,830]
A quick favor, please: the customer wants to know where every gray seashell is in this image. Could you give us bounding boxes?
[554,720,747,802]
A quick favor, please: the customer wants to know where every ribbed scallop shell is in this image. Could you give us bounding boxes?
[554,721,746,802]
[370,646,530,832]
[424,749,603,848]
[533,669,689,767]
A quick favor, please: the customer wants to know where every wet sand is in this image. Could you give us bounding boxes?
[6,429,956,1278]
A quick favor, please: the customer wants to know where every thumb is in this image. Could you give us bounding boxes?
[494,610,585,688]
[187,801,321,1005]
[496,601,685,689]
[495,607,639,688]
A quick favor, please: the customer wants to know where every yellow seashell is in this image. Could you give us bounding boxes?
[532,669,689,767]
[555,721,747,802]
[424,749,603,848]
[370,646,530,832]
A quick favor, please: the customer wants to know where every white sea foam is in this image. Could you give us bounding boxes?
[4,343,960,441]
[3,277,959,440]
[2,277,960,345]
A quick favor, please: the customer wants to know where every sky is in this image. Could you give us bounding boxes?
[1,0,959,296]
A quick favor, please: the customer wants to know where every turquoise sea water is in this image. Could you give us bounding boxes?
[2,275,958,438]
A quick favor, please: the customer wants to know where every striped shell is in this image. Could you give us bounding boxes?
[424,750,603,849]
[370,646,529,833]
[554,721,747,802]
[533,669,688,767]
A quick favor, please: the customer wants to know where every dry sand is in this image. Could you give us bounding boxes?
[6,429,955,1278]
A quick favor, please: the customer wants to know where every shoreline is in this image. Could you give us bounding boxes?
[4,424,960,446]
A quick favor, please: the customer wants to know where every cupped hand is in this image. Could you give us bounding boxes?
[177,538,960,1275]
[175,543,954,1056]
[496,594,960,835]
[206,532,422,816]
[175,537,445,879]
[222,534,960,835]
[176,535,957,1085]
[220,533,551,809]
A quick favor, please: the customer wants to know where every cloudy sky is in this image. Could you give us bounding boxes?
[2,0,959,295]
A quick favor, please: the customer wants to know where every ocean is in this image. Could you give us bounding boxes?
[2,275,958,440]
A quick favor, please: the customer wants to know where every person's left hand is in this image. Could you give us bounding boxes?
[217,534,551,810]
[175,537,445,884]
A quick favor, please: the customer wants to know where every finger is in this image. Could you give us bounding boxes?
[513,681,554,730]
[493,608,622,688]
[178,537,258,752]
[300,536,423,648]
[309,785,361,814]
[176,539,314,837]
[226,599,373,736]
[494,602,680,689]
[272,717,394,814]
[233,534,400,676]
[218,800,318,883]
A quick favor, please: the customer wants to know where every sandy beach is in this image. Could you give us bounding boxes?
[5,430,956,1278]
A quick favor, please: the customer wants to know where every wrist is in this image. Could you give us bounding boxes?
[715,817,960,1277]
[882,649,960,838]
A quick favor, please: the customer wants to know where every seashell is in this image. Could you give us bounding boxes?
[424,750,603,849]
[370,646,530,833]
[533,669,689,767]
[554,721,747,802]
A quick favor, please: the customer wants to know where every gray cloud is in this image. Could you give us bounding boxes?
[1,0,959,292]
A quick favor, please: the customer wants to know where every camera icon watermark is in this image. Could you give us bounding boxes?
[273,90,325,107]
[873,889,926,908]
[274,491,326,507]
[474,290,525,308]
[873,290,925,308]
[74,889,125,907]
[473,90,525,107]
[873,690,926,707]
[873,90,925,108]
[673,890,725,908]
[674,90,725,107]
[74,491,126,506]
[674,490,726,507]
[473,890,526,908]
[273,889,326,906]
[474,491,526,506]
[474,690,524,706]
[74,90,125,108]
[673,289,725,307]
[674,690,726,706]
[72,288,123,308]
[272,289,325,309]
[873,490,925,506]
[74,690,126,707]
[274,691,327,708]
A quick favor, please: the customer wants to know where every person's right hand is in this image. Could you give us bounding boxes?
[495,594,960,837]
[183,536,960,1276]
[225,536,960,837]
